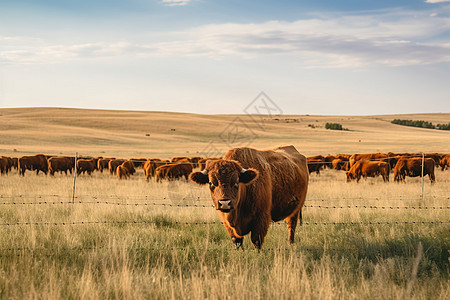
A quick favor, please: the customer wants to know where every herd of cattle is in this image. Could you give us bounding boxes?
[307,152,449,183]
[0,151,449,183]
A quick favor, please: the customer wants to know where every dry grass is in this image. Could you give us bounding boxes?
[0,168,448,299]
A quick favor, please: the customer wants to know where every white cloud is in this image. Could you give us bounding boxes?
[162,0,192,6]
[425,0,450,3]
[2,7,450,68]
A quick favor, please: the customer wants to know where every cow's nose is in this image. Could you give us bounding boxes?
[218,199,232,211]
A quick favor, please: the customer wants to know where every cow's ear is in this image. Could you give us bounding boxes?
[239,168,259,184]
[189,171,209,185]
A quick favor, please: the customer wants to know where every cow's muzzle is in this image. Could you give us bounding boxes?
[218,199,233,212]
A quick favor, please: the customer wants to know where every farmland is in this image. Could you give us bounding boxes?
[0,108,449,299]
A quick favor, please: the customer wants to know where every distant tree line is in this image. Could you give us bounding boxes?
[391,119,450,130]
[325,123,348,131]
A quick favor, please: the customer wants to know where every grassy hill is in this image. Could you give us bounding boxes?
[0,107,449,158]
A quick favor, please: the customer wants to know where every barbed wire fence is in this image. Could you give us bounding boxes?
[1,92,448,253]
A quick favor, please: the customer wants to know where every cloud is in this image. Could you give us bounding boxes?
[2,7,450,68]
[425,0,450,3]
[162,0,192,6]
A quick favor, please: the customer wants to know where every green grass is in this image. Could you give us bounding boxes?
[0,169,449,299]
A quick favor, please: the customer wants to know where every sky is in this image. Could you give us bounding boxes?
[1,0,450,115]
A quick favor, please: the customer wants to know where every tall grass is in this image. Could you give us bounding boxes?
[0,168,448,299]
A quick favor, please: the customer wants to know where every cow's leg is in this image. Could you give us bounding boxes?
[250,216,270,250]
[219,215,244,249]
[286,209,301,243]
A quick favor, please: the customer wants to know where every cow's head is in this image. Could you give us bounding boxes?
[189,159,259,212]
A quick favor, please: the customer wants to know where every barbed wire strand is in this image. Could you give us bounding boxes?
[0,200,448,210]
[0,220,447,227]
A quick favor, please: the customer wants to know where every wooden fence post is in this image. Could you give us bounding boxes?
[72,152,78,204]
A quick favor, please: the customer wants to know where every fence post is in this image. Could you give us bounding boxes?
[421,152,424,205]
[72,152,78,204]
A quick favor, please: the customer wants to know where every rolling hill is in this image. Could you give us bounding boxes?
[0,107,449,158]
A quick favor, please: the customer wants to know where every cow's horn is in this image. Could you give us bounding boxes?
[201,169,208,175]
[240,168,247,173]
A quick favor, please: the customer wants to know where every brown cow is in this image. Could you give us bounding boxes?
[189,145,309,250]
[143,159,167,180]
[12,157,18,170]
[76,159,97,175]
[346,161,390,182]
[108,159,126,175]
[439,154,450,171]
[48,156,74,176]
[332,158,349,171]
[324,155,337,169]
[394,158,435,183]
[18,154,48,176]
[155,162,193,182]
[0,156,15,174]
[98,158,113,173]
[143,160,152,180]
[121,160,136,175]
[0,156,9,174]
[116,165,130,179]
[425,153,444,166]
[307,158,323,175]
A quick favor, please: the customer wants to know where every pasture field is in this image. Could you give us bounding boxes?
[0,168,448,299]
[0,108,449,299]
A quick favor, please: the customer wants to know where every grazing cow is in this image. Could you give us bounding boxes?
[155,162,193,182]
[425,153,444,167]
[76,159,97,175]
[108,159,126,175]
[143,159,167,180]
[98,158,113,173]
[394,158,435,183]
[332,158,349,171]
[346,160,390,182]
[0,156,9,174]
[439,154,450,171]
[18,154,48,176]
[307,158,323,175]
[189,145,309,250]
[116,165,130,179]
[143,160,152,180]
[324,155,337,169]
[12,157,18,170]
[0,156,15,174]
[48,156,74,175]
[121,160,136,175]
